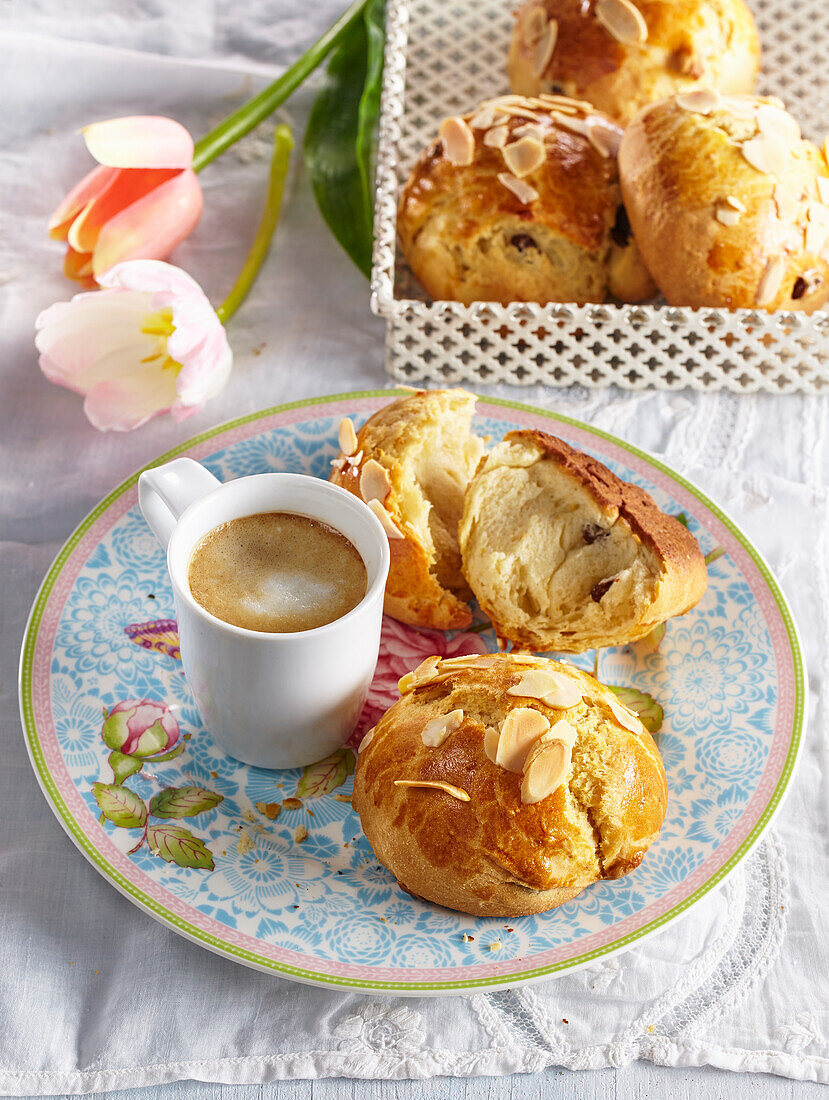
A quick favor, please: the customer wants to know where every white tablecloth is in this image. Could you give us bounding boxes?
[1,3,828,1093]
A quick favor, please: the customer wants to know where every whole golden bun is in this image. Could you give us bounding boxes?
[459,429,707,652]
[397,95,655,305]
[619,91,829,311]
[508,0,760,124]
[352,653,668,917]
[329,389,483,630]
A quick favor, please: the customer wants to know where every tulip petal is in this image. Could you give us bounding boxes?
[68,168,179,254]
[82,116,194,169]
[84,365,179,431]
[49,164,119,239]
[41,341,156,396]
[91,170,203,278]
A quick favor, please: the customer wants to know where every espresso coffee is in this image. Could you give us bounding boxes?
[188,512,367,633]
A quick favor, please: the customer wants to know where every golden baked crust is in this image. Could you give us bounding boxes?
[619,93,829,311]
[459,429,708,651]
[508,0,760,123]
[330,389,483,630]
[397,95,655,305]
[352,653,668,917]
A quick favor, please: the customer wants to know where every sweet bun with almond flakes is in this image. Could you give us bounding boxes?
[507,0,760,124]
[618,91,829,311]
[329,388,483,631]
[396,94,655,305]
[352,653,668,917]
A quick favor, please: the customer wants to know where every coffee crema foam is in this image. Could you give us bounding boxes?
[187,512,367,633]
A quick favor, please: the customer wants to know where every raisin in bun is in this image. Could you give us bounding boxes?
[508,0,760,124]
[352,653,668,917]
[396,94,654,306]
[458,430,707,652]
[329,389,483,630]
[618,91,829,311]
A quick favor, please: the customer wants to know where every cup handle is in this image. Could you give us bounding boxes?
[138,458,221,549]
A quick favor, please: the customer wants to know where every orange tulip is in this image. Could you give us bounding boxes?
[49,116,203,288]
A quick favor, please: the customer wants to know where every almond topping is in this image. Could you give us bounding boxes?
[502,136,546,178]
[817,177,829,205]
[439,116,475,166]
[421,708,464,748]
[358,726,375,753]
[740,135,789,178]
[439,654,499,668]
[773,182,798,223]
[359,458,392,503]
[757,104,800,145]
[330,456,346,471]
[756,255,786,306]
[675,87,722,115]
[398,655,441,694]
[469,105,497,130]
[495,708,551,773]
[507,668,583,708]
[513,122,545,143]
[606,696,644,733]
[521,740,571,804]
[552,112,591,138]
[588,120,622,158]
[345,449,363,468]
[533,18,558,77]
[483,125,511,149]
[805,203,829,254]
[394,780,470,802]
[715,206,742,227]
[498,173,540,204]
[367,498,404,540]
[525,4,549,41]
[725,195,747,212]
[338,417,358,456]
[484,726,501,763]
[539,93,594,112]
[595,0,648,45]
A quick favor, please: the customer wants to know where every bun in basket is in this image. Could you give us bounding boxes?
[507,0,760,124]
[618,92,829,311]
[352,653,668,917]
[329,389,483,630]
[397,95,655,306]
[459,429,707,652]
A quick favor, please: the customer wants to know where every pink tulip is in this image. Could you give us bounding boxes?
[49,116,203,287]
[35,259,233,431]
[102,699,180,758]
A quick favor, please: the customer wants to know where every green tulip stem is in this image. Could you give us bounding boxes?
[216,124,294,325]
[191,0,367,173]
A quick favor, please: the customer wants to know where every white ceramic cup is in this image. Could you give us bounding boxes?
[138,458,390,769]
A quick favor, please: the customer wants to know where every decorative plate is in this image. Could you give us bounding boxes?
[19,391,804,995]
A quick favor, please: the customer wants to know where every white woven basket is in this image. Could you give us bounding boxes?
[370,0,829,392]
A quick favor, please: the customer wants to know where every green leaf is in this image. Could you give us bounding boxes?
[303,0,386,276]
[150,786,224,819]
[607,686,664,734]
[108,751,144,785]
[297,748,356,798]
[92,782,148,828]
[704,546,726,566]
[674,512,690,528]
[146,824,215,870]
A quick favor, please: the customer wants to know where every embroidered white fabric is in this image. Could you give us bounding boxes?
[0,4,827,1092]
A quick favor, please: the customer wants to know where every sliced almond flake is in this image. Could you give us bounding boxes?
[367,498,404,540]
[595,0,648,45]
[588,120,622,158]
[421,708,464,748]
[756,255,786,306]
[439,116,475,166]
[675,87,722,115]
[533,18,558,77]
[469,105,497,130]
[757,104,801,145]
[338,417,358,456]
[817,177,829,205]
[552,112,591,138]
[345,449,363,468]
[525,4,549,41]
[359,458,392,503]
[394,779,470,801]
[805,205,829,255]
[484,726,501,763]
[773,182,799,223]
[725,195,747,212]
[485,95,535,108]
[439,654,499,669]
[495,707,551,773]
[483,125,511,149]
[398,655,441,694]
[513,122,545,142]
[502,136,546,178]
[498,173,540,204]
[740,134,790,178]
[538,93,594,111]
[497,106,543,122]
[330,456,346,471]
[507,668,583,708]
[357,727,375,753]
[506,652,545,664]
[766,96,786,110]
[715,206,742,227]
[521,740,571,804]
[605,696,644,733]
